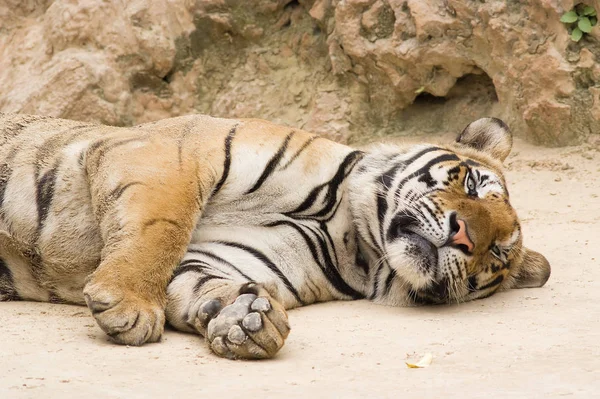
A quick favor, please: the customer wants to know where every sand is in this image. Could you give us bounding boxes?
[0,137,599,398]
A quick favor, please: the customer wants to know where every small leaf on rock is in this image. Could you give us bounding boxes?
[571,27,584,42]
[584,6,596,16]
[591,17,598,26]
[560,11,579,23]
[414,86,425,94]
[579,17,593,33]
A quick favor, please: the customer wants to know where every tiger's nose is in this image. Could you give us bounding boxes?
[447,213,474,254]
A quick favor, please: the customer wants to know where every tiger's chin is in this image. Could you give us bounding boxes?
[387,234,452,305]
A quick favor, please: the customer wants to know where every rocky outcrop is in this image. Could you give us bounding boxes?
[0,0,598,145]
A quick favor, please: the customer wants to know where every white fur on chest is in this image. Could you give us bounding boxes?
[188,187,364,307]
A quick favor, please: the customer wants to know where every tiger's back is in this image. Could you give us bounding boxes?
[0,113,360,305]
[0,113,227,303]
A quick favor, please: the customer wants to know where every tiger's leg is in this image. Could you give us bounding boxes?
[0,231,49,302]
[166,262,290,359]
[0,234,20,301]
[82,138,211,346]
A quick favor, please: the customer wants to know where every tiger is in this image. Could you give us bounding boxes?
[0,112,550,359]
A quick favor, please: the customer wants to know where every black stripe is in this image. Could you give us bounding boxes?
[465,159,482,167]
[266,220,364,299]
[97,181,144,218]
[193,275,223,294]
[308,224,362,299]
[0,163,11,209]
[211,241,305,305]
[404,146,443,165]
[285,151,363,219]
[402,153,459,187]
[33,127,96,231]
[107,181,144,203]
[376,194,388,242]
[33,126,94,193]
[323,190,345,223]
[178,258,214,268]
[355,248,369,275]
[280,135,318,170]
[34,125,90,169]
[0,119,33,139]
[87,136,139,156]
[478,274,504,291]
[367,228,384,259]
[246,131,295,194]
[0,145,21,210]
[369,263,385,300]
[86,137,110,155]
[36,163,59,230]
[171,262,211,280]
[0,258,19,301]
[177,121,195,167]
[375,162,401,242]
[317,222,339,268]
[378,163,403,188]
[178,140,184,166]
[87,137,143,170]
[185,248,253,281]
[212,125,238,195]
[394,153,460,201]
[382,267,397,297]
[0,115,53,144]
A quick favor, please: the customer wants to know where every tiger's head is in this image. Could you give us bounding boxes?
[349,118,550,305]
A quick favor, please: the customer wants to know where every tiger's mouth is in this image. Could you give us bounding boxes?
[409,279,450,305]
[395,228,451,304]
[397,229,439,271]
[392,211,439,271]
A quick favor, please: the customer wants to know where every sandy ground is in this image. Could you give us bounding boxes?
[0,136,599,399]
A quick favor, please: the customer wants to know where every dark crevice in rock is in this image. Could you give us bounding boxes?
[413,92,447,106]
[130,72,173,98]
[356,71,501,142]
[284,0,300,11]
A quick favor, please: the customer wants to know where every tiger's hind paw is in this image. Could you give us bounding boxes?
[206,292,290,359]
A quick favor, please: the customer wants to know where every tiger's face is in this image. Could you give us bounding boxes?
[351,118,551,305]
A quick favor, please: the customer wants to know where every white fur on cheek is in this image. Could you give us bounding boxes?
[386,240,434,290]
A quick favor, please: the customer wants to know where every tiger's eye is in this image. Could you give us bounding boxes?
[466,173,477,194]
[491,245,502,259]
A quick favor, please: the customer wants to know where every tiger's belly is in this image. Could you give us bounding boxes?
[0,154,102,304]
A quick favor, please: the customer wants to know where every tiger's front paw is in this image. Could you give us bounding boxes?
[206,293,290,360]
[83,281,165,346]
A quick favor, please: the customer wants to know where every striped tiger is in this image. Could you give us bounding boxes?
[0,113,550,359]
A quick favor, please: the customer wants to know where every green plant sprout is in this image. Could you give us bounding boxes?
[561,4,597,42]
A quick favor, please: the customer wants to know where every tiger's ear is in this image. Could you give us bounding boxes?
[511,248,551,289]
[456,117,512,162]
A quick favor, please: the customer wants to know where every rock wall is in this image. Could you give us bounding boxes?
[0,0,598,145]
